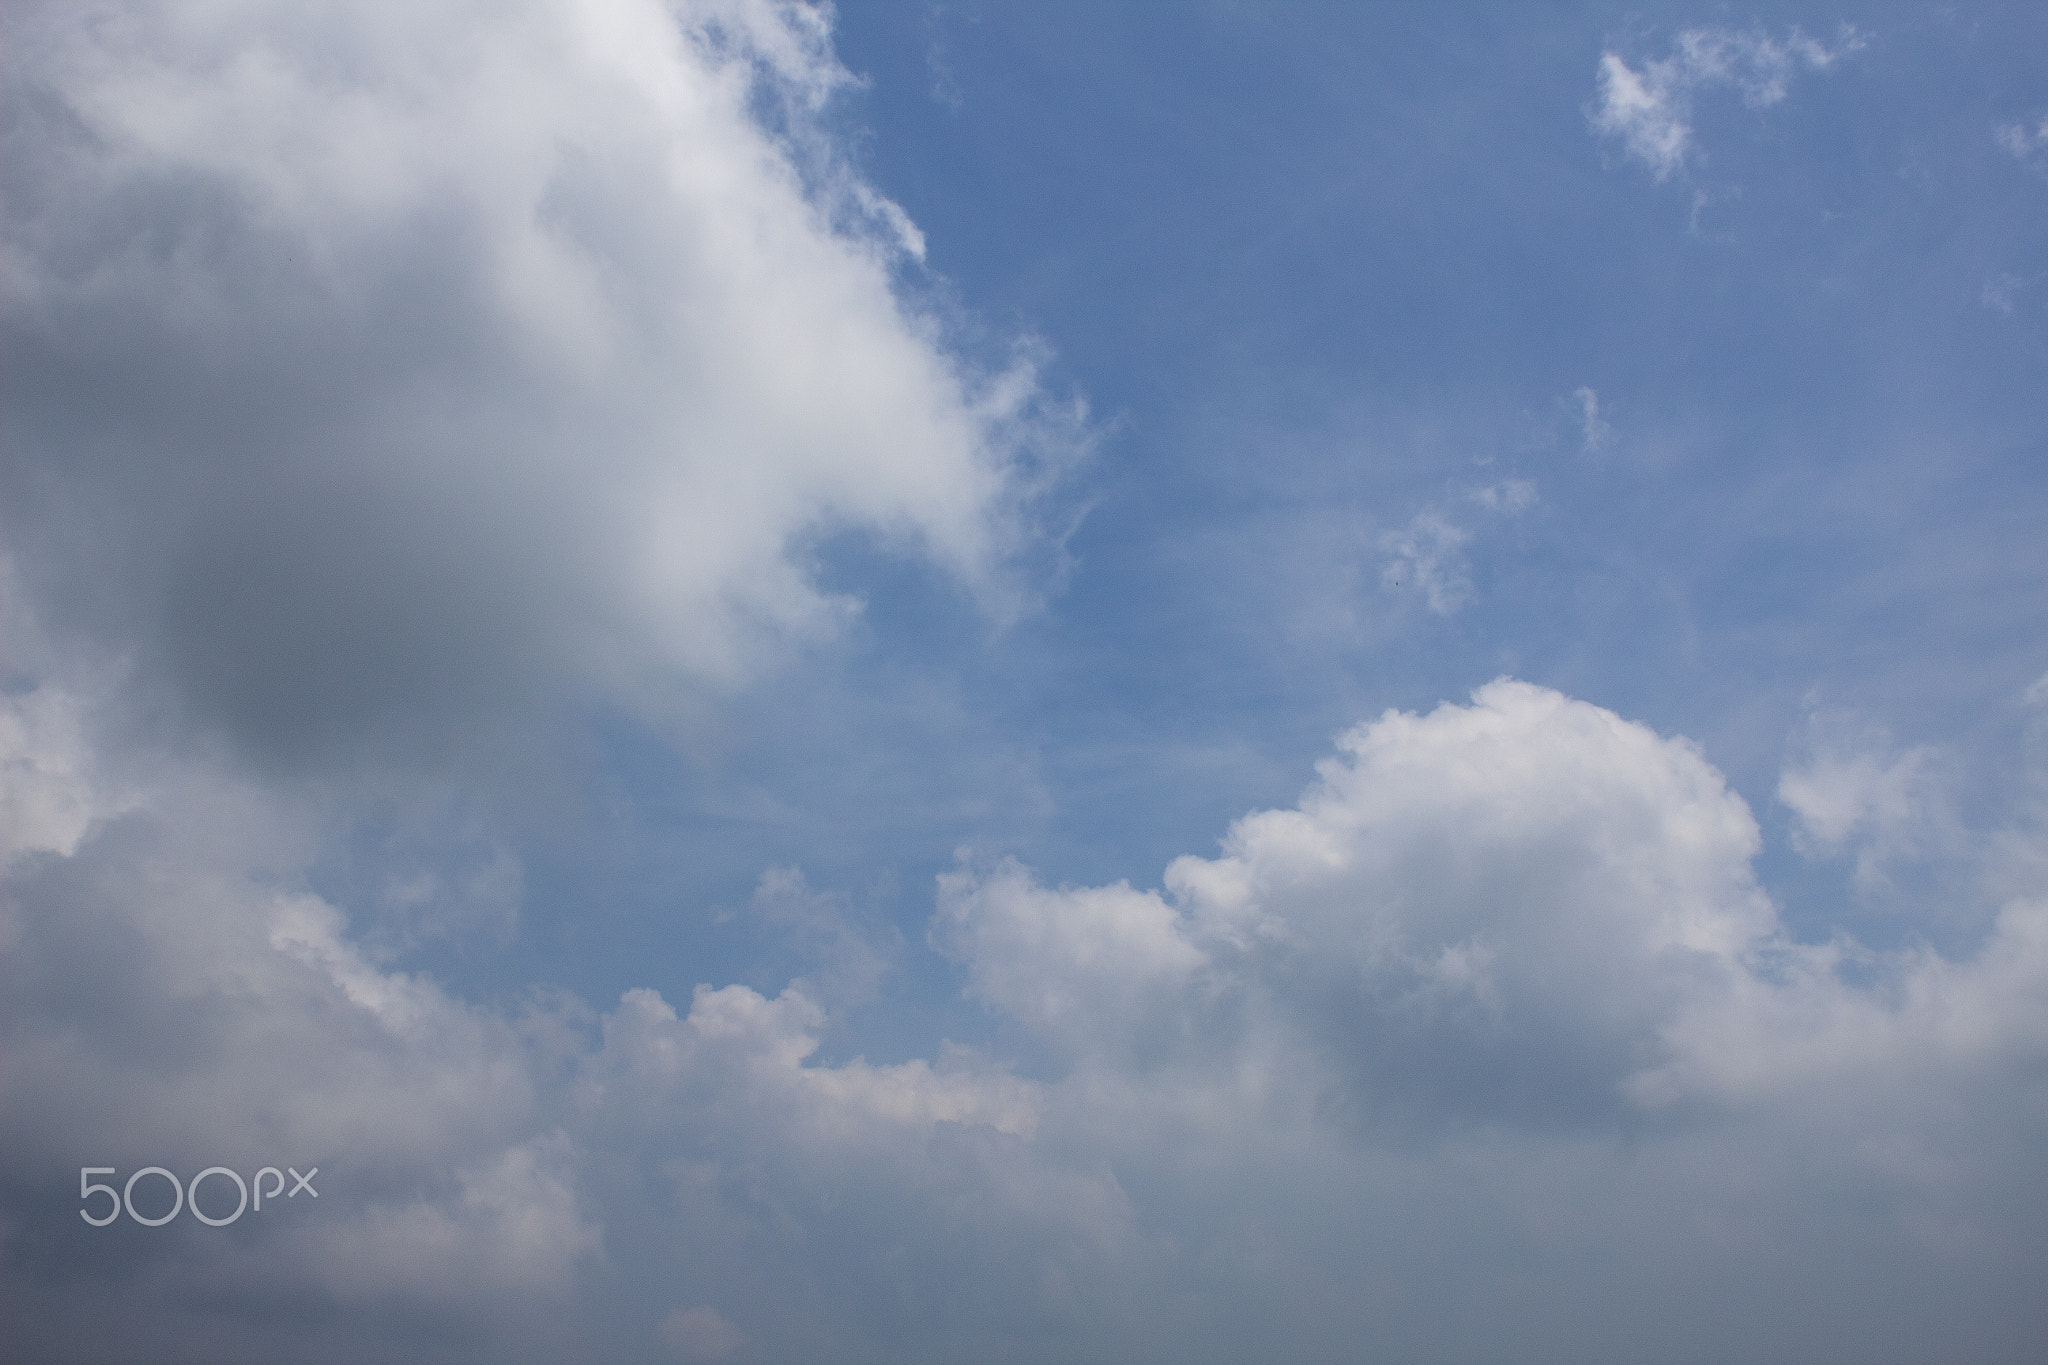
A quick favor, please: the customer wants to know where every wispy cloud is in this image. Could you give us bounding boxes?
[1592,26,1863,180]
[1998,113,2048,170]
[1572,386,1613,453]
[924,4,966,110]
[1381,481,1535,615]
[1982,273,2035,315]
[1780,724,1959,896]
[1380,508,1474,614]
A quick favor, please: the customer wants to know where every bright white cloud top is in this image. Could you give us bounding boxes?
[4,3,2047,1362]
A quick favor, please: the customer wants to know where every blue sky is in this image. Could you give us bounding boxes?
[500,0,2048,1007]
[4,3,2047,1361]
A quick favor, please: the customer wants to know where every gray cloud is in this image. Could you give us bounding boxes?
[7,671,2045,1361]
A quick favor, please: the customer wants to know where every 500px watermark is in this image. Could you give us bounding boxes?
[79,1165,318,1227]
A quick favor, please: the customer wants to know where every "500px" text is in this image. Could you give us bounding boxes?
[80,1165,319,1226]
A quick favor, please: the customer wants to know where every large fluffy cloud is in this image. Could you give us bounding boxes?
[0,0,1060,772]
[942,683,2048,1136]
[937,682,2048,1359]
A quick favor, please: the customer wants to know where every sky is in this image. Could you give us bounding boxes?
[2,2,2046,1361]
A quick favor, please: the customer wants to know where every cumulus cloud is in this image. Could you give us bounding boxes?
[0,2,1088,1355]
[0,677,1061,1359]
[939,684,2048,1357]
[0,0,1072,776]
[7,665,2048,1360]
[936,860,1209,1062]
[1592,26,1861,179]
[955,682,1783,1128]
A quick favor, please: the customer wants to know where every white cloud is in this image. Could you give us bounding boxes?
[1593,51,1691,180]
[936,859,1208,1059]
[927,682,2048,1349]
[0,0,1076,775]
[0,2,1091,1352]
[1592,26,1861,180]
[1071,681,1780,1124]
